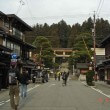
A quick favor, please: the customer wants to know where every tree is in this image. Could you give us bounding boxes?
[96,18,110,43]
[68,33,93,70]
[68,23,81,47]
[58,20,71,48]
[81,17,93,33]
[33,36,54,68]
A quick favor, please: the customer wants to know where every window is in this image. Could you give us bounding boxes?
[11,43,14,50]
[4,21,9,28]
[13,28,23,40]
[3,39,6,46]
[6,41,11,49]
[13,44,20,56]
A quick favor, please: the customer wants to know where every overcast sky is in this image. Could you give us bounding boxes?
[0,0,110,26]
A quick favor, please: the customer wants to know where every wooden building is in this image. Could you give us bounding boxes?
[0,11,36,89]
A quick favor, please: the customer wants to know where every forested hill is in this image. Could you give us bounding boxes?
[25,17,110,48]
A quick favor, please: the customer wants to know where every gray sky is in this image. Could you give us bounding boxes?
[1,0,110,26]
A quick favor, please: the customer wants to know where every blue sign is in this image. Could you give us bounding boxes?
[11,53,17,59]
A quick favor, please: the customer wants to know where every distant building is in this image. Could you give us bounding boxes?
[76,63,89,75]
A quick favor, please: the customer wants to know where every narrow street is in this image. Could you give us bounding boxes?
[0,79,110,110]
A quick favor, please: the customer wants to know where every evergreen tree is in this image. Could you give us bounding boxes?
[58,20,71,48]
[68,23,81,47]
[33,36,54,68]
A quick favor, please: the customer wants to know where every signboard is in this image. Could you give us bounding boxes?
[11,53,17,65]
[11,59,17,62]
[11,53,17,59]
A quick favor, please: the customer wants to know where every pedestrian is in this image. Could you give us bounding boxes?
[19,68,30,98]
[58,72,61,81]
[45,70,48,82]
[62,71,68,86]
[8,62,20,110]
[54,73,57,80]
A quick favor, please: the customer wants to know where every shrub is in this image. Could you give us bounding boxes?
[86,70,95,86]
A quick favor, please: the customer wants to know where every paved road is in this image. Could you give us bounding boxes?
[0,79,110,110]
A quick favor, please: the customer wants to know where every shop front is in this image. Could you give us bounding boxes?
[0,45,11,90]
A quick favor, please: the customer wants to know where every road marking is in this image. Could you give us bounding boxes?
[0,103,4,106]
[27,85,39,92]
[0,101,5,104]
[91,86,110,98]
[0,85,40,107]
[49,84,56,87]
[81,82,110,98]
[5,99,10,103]
[0,101,5,106]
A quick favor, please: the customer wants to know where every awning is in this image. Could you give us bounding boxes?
[22,60,36,69]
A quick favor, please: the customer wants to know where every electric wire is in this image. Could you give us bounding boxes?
[96,0,102,16]
[97,0,104,17]
[96,0,105,17]
[16,0,25,15]
[22,13,91,20]
[25,0,35,24]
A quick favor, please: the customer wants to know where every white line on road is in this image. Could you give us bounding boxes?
[91,86,110,98]
[27,85,39,92]
[81,82,110,98]
[0,103,4,106]
[0,85,40,107]
[49,84,56,87]
[0,101,5,104]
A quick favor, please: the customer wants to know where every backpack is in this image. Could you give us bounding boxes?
[9,70,17,85]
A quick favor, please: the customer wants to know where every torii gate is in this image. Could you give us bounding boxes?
[53,48,74,63]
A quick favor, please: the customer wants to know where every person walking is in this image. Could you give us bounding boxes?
[19,68,30,98]
[54,73,57,80]
[62,72,68,86]
[58,72,61,81]
[8,62,20,110]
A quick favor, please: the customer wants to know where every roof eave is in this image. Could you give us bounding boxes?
[7,14,32,31]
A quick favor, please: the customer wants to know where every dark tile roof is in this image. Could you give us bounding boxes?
[7,14,32,31]
[0,11,6,16]
[100,34,110,47]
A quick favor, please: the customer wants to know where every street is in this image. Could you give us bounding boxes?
[0,79,110,110]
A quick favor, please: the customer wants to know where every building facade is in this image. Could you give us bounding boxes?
[98,35,110,84]
[0,11,36,90]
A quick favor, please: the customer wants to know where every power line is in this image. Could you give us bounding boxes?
[97,0,104,16]
[16,0,25,15]
[25,0,35,24]
[22,14,91,20]
[96,0,105,17]
[96,0,102,15]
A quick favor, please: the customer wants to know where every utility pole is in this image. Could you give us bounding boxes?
[92,11,97,80]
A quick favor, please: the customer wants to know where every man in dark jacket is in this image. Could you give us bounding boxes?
[19,68,30,98]
[62,72,68,86]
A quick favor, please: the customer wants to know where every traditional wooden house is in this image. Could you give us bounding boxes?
[0,11,36,89]
[99,35,110,84]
